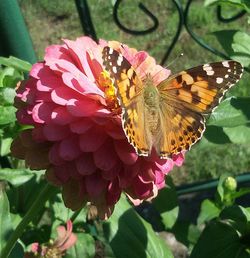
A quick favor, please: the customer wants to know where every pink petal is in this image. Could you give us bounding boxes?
[32,102,56,124]
[75,153,96,175]
[59,135,81,161]
[85,173,107,197]
[43,124,70,141]
[51,106,75,125]
[93,140,118,171]
[49,143,65,165]
[79,126,107,152]
[67,98,100,117]
[114,139,138,165]
[70,118,94,134]
[30,62,44,79]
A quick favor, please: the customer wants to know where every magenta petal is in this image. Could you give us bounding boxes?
[79,126,107,152]
[70,118,94,134]
[67,99,100,117]
[75,153,96,175]
[29,62,44,79]
[51,106,74,125]
[114,139,138,165]
[53,164,71,183]
[59,135,81,161]
[107,179,121,205]
[49,143,65,165]
[32,102,55,124]
[172,152,185,167]
[43,124,70,141]
[93,140,118,171]
[51,87,77,106]
[62,71,104,97]
[133,177,153,198]
[85,173,107,197]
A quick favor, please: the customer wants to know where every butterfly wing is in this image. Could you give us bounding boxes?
[155,61,243,158]
[102,46,152,155]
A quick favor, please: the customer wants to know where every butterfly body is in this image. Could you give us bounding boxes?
[102,46,243,158]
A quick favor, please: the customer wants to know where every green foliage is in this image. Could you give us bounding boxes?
[1,0,250,257]
[103,195,173,258]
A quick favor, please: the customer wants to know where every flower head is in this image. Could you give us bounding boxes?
[11,36,184,218]
[24,220,77,258]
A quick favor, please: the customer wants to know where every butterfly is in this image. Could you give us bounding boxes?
[102,46,243,158]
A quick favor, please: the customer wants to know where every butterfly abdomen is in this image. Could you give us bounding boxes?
[143,84,160,134]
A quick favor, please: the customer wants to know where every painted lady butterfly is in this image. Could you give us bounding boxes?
[102,46,243,158]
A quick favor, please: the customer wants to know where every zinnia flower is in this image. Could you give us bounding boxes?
[24,220,77,258]
[11,36,184,219]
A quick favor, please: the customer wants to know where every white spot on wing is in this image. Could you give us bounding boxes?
[117,54,123,66]
[222,61,230,67]
[224,74,229,78]
[112,66,117,74]
[207,70,214,76]
[216,77,223,84]
[109,48,113,55]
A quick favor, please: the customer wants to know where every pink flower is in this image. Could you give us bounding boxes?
[11,36,184,219]
[24,220,77,258]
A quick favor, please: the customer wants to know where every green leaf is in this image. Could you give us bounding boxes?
[205,0,250,11]
[0,137,13,156]
[65,232,95,258]
[213,30,250,66]
[204,125,231,144]
[224,125,250,144]
[0,184,12,252]
[0,67,22,88]
[197,200,221,225]
[152,176,179,229]
[220,205,250,223]
[0,106,16,125]
[0,168,34,186]
[0,56,32,72]
[190,221,249,258]
[207,97,250,128]
[104,195,173,258]
[1,88,16,105]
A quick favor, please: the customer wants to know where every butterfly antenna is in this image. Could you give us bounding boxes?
[165,53,184,69]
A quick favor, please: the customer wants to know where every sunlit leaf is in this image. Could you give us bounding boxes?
[104,195,173,258]
[152,176,179,229]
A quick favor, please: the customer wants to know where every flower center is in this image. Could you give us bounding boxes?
[99,71,120,112]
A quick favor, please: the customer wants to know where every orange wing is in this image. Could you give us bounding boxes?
[155,61,243,158]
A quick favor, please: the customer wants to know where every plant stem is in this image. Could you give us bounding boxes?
[1,183,57,258]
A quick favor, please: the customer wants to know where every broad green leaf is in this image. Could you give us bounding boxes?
[220,205,250,223]
[231,31,250,66]
[204,125,231,144]
[0,184,23,258]
[190,221,249,258]
[1,88,16,105]
[197,200,221,225]
[0,56,32,72]
[0,67,22,88]
[152,176,179,229]
[213,30,250,66]
[0,168,34,186]
[0,106,16,125]
[207,97,250,127]
[104,195,173,258]
[224,125,250,144]
[0,137,12,156]
[65,232,95,258]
